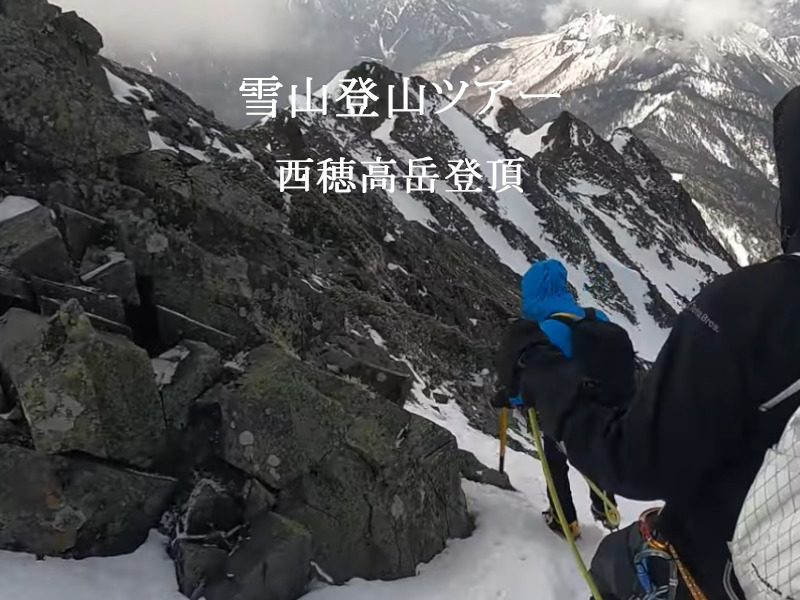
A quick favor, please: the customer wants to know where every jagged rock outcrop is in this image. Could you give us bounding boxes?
[0,4,480,593]
[0,2,737,598]
[458,449,515,491]
[206,344,471,583]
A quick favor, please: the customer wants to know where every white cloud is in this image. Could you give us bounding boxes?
[543,0,782,37]
[50,0,312,56]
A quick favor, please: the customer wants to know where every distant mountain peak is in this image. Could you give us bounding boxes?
[416,8,796,264]
[558,10,639,41]
[546,110,600,152]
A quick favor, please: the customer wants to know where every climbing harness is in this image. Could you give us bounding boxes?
[635,508,680,599]
[512,413,705,600]
[635,545,678,599]
[498,407,508,473]
[527,413,708,600]
[527,408,605,600]
[636,507,709,600]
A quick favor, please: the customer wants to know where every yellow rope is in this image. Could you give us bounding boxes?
[527,409,605,600]
[526,419,620,528]
[516,406,703,600]
[668,544,709,600]
[583,475,621,529]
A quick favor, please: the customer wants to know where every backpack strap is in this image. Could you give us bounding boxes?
[548,309,598,324]
[547,311,582,324]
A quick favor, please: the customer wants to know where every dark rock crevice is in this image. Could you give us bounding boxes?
[126,274,161,354]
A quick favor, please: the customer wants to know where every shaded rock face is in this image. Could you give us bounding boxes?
[0,0,60,29]
[202,512,313,600]
[320,342,414,406]
[152,340,222,432]
[0,443,175,557]
[493,96,538,137]
[0,3,148,169]
[0,302,177,561]
[173,540,229,597]
[0,3,480,591]
[0,203,75,282]
[54,203,109,264]
[181,478,241,537]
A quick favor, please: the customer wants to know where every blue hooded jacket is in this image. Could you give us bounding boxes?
[506,258,610,407]
[520,258,609,358]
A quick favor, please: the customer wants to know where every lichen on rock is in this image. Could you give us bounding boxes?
[1,301,167,467]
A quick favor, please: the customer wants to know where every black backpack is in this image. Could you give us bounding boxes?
[547,308,637,408]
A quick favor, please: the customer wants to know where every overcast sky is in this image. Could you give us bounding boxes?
[53,0,782,61]
[50,0,784,127]
[51,0,310,56]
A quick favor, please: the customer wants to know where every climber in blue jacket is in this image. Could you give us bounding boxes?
[520,258,609,360]
[498,258,621,537]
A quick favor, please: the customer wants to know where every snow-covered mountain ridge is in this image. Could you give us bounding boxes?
[245,62,735,362]
[416,10,800,265]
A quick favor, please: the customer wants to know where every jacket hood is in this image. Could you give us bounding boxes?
[773,86,800,252]
[520,259,582,322]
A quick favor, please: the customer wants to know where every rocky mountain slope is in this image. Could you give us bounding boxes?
[0,1,732,599]
[250,67,734,361]
[416,10,800,265]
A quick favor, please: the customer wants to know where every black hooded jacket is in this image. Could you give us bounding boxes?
[775,86,800,253]
[514,86,800,599]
